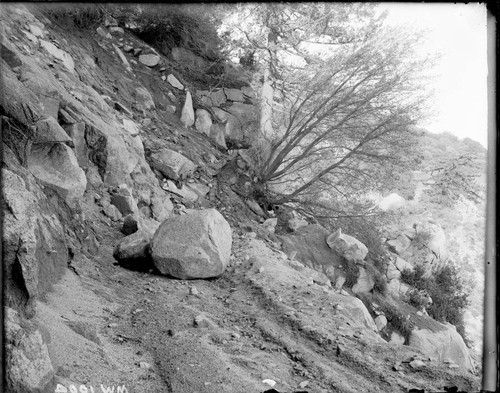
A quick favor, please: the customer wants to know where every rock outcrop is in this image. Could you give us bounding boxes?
[409,323,473,371]
[326,228,368,262]
[151,209,232,279]
[5,307,55,393]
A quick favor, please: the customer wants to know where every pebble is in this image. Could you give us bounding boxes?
[139,361,151,369]
[190,286,199,295]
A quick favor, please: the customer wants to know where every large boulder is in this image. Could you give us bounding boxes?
[281,224,343,277]
[387,235,412,255]
[2,167,68,314]
[151,209,232,279]
[150,149,197,181]
[409,323,473,371]
[351,266,375,294]
[326,229,368,262]
[171,47,206,69]
[340,296,378,332]
[195,109,212,136]
[113,222,159,271]
[5,308,55,393]
[27,143,87,205]
[180,91,195,128]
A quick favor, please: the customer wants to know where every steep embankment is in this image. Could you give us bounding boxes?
[1,5,481,393]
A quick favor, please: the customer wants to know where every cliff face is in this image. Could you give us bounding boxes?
[1,4,482,393]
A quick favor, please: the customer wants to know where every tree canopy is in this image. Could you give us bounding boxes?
[221,4,434,214]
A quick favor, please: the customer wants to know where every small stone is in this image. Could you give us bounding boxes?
[96,26,112,39]
[108,323,118,328]
[262,379,276,388]
[409,359,426,369]
[133,48,142,57]
[139,53,160,67]
[231,332,241,340]
[109,26,124,34]
[190,286,199,295]
[194,314,210,328]
[167,74,184,90]
[299,380,309,388]
[123,45,133,53]
[139,362,151,369]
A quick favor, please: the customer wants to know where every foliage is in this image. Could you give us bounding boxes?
[1,115,35,167]
[400,264,470,340]
[343,259,360,289]
[367,264,388,295]
[222,4,433,221]
[42,4,106,28]
[411,229,433,249]
[381,303,415,344]
[128,4,224,61]
[356,292,413,343]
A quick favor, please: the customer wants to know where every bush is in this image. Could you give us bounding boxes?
[1,115,35,166]
[400,263,470,340]
[343,259,360,289]
[382,304,415,344]
[132,5,223,61]
[43,4,106,29]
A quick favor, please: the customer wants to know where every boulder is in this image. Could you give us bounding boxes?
[2,42,23,68]
[351,266,375,294]
[63,122,89,169]
[241,86,255,98]
[171,47,206,69]
[386,262,401,280]
[389,331,405,345]
[167,74,184,90]
[180,91,195,128]
[340,296,378,332]
[134,86,156,111]
[34,117,71,144]
[209,124,228,149]
[281,224,343,279]
[374,315,388,332]
[387,235,412,255]
[150,149,197,181]
[394,256,413,272]
[27,143,87,205]
[138,53,161,67]
[113,228,156,271]
[122,118,140,137]
[262,218,278,234]
[5,308,55,393]
[409,324,473,371]
[2,168,68,313]
[223,88,245,102]
[199,89,226,107]
[110,184,139,216]
[162,180,201,203]
[150,209,232,279]
[378,193,406,211]
[288,217,308,232]
[39,39,74,72]
[122,214,139,235]
[195,109,212,136]
[326,229,368,262]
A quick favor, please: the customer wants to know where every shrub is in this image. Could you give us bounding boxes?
[1,115,35,166]
[400,263,470,341]
[132,4,224,61]
[343,259,360,289]
[43,4,106,29]
[380,303,414,344]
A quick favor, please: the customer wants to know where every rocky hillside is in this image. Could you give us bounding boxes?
[1,5,483,393]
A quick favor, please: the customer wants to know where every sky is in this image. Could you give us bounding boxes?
[379,3,488,148]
